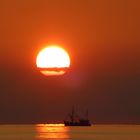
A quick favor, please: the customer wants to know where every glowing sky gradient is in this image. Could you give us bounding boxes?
[0,0,140,124]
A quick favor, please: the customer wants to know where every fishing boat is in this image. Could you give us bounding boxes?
[64,107,91,126]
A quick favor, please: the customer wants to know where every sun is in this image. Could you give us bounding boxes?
[36,45,70,76]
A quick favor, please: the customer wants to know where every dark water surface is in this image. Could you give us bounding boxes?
[0,124,140,140]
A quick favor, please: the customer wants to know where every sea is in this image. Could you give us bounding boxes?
[0,124,140,140]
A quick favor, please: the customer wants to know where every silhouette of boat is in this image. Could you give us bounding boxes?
[64,107,91,126]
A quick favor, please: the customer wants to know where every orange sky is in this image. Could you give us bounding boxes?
[0,0,140,123]
[0,0,139,48]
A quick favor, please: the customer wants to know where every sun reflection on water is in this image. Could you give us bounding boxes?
[36,124,70,139]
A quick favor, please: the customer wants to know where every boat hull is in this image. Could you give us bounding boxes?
[64,121,91,126]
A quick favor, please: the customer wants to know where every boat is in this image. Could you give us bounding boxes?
[64,107,91,126]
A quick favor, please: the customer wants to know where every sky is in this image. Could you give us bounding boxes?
[0,0,140,124]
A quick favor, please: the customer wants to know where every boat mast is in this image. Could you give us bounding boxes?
[86,109,89,120]
[70,106,75,122]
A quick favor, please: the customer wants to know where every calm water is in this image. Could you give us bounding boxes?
[0,124,140,140]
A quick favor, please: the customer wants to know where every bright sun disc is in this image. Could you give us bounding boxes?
[36,46,70,76]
